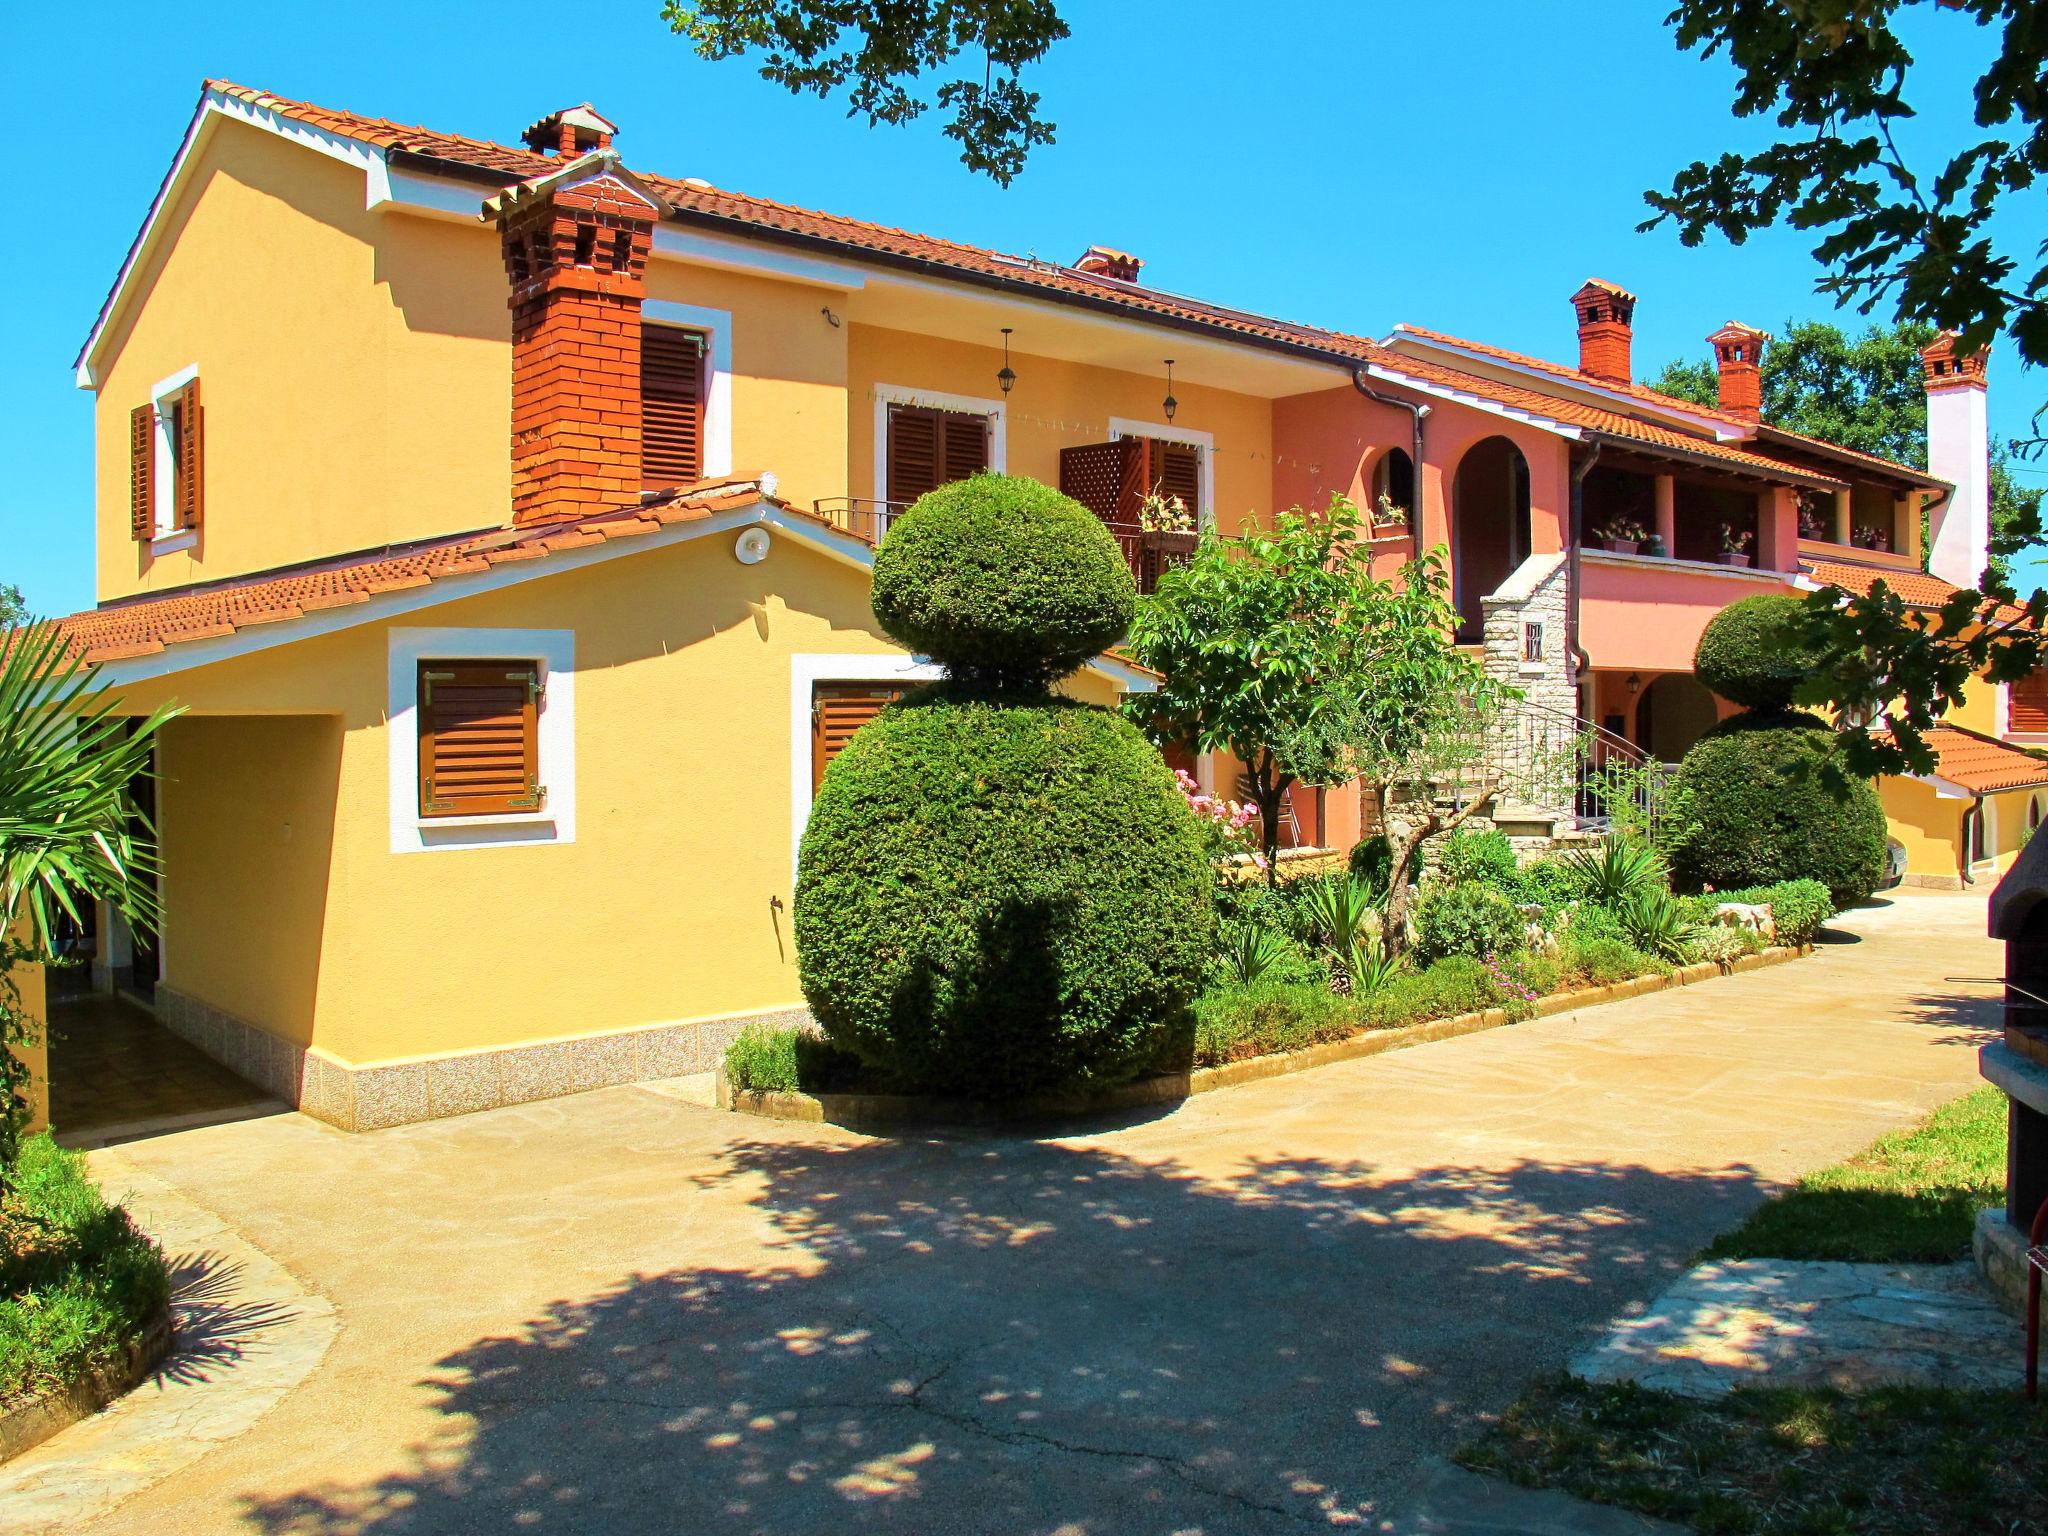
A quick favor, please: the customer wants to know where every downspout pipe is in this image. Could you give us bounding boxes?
[1567,441,1602,684]
[1351,369,1428,528]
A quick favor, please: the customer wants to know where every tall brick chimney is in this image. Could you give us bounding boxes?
[1707,321,1768,423]
[485,151,660,525]
[1922,332,1990,588]
[521,104,619,158]
[1572,278,1637,384]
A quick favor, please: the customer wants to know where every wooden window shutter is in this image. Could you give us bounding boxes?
[886,405,940,507]
[1152,440,1200,520]
[174,381,203,530]
[811,682,908,793]
[642,325,706,488]
[418,661,544,818]
[2014,670,2048,734]
[129,404,155,541]
[940,411,988,483]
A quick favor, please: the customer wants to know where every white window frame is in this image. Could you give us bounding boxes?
[789,652,941,877]
[148,363,201,552]
[1108,416,1217,531]
[388,627,576,853]
[872,384,1009,521]
[642,300,732,480]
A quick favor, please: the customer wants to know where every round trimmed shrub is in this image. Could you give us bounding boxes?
[1668,717,1887,909]
[796,689,1214,1096]
[1693,594,1826,712]
[870,475,1135,687]
[1411,881,1527,965]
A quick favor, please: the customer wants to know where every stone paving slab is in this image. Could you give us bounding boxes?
[1570,1258,2022,1399]
[0,1149,339,1532]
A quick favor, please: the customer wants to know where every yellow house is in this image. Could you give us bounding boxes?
[48,81,2016,1130]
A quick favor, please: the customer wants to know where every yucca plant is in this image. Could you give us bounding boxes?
[1298,873,1382,954]
[1565,834,1668,907]
[0,622,179,1187]
[1616,888,1698,963]
[1336,933,1400,998]
[1220,921,1294,987]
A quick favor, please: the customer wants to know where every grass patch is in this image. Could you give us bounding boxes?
[721,1024,864,1094]
[1,1137,170,1408]
[1461,1374,2048,1535]
[1702,1086,2005,1264]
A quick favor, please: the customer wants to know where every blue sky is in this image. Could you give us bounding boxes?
[6,1,2043,614]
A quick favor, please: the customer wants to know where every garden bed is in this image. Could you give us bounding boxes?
[718,943,1811,1133]
[0,1138,174,1464]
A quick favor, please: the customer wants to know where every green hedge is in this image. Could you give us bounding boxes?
[1,1138,169,1407]
[1668,718,1887,909]
[1439,827,1519,887]
[1693,593,1825,712]
[1354,955,1501,1031]
[1412,882,1527,964]
[1193,981,1360,1065]
[869,475,1134,686]
[1713,879,1835,946]
[796,689,1215,1097]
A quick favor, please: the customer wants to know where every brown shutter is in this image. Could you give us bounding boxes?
[1154,440,1200,521]
[1060,439,1145,524]
[419,661,543,818]
[642,324,705,487]
[811,682,908,792]
[129,404,155,541]
[2014,671,2048,734]
[175,381,203,530]
[940,411,988,483]
[886,405,940,507]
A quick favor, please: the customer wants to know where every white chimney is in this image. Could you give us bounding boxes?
[1922,333,1989,588]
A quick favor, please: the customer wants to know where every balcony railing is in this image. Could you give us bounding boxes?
[811,497,907,545]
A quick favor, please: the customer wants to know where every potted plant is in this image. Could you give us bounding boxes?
[1641,532,1669,558]
[1853,522,1891,552]
[1797,500,1828,540]
[1596,516,1646,555]
[1714,524,1755,567]
[1137,489,1198,554]
[1369,494,1411,540]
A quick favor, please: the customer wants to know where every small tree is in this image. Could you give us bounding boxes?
[0,624,177,1188]
[1126,498,1547,949]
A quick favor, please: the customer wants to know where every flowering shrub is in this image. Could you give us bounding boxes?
[1484,951,1542,1020]
[1138,491,1196,533]
[1175,769,1266,870]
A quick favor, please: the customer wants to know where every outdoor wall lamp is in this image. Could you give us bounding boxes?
[1162,358,1178,422]
[997,327,1017,395]
[1626,673,1641,695]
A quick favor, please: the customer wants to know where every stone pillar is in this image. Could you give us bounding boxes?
[1898,493,1922,563]
[1830,489,1851,545]
[1653,475,1676,555]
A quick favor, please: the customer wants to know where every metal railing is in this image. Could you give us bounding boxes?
[811,497,907,545]
[1499,696,1669,836]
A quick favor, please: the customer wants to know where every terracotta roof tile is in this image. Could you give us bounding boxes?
[1910,726,2048,793]
[54,476,793,665]
[1801,556,2032,627]
[176,84,1843,492]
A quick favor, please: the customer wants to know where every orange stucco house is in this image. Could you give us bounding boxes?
[40,80,2036,1130]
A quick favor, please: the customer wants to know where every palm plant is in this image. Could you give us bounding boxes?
[0,622,179,1185]
[1220,921,1294,987]
[1565,834,1668,907]
[1616,888,1699,963]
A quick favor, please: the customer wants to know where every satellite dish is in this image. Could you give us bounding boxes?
[734,527,772,565]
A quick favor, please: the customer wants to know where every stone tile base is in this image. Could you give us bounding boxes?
[1974,1206,2031,1319]
[1901,872,1966,891]
[152,985,809,1133]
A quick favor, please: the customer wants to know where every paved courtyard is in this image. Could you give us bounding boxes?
[4,888,2003,1534]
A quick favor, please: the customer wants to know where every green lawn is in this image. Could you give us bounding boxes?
[1460,1088,2033,1532]
[1702,1085,2005,1264]
[1462,1375,2047,1536]
[1,1136,170,1407]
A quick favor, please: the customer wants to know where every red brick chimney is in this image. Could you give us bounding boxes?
[1074,245,1144,283]
[1571,278,1637,384]
[486,151,660,525]
[521,104,619,157]
[1707,321,1768,423]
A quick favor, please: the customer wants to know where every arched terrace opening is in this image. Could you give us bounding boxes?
[1633,671,1719,764]
[1450,436,1531,641]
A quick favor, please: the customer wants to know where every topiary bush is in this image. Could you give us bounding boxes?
[1668,718,1886,909]
[1348,834,1393,893]
[796,475,1215,1099]
[1439,827,1520,889]
[1692,594,1825,712]
[869,474,1136,689]
[1411,881,1528,965]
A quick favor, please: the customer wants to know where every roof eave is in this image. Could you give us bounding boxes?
[1584,429,1844,492]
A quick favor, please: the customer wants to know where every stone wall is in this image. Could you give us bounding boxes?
[1480,551,1579,826]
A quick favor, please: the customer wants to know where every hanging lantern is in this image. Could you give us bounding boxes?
[997,327,1017,395]
[1162,358,1178,422]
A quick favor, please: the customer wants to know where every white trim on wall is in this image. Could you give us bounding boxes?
[871,383,1009,509]
[388,627,577,853]
[148,363,201,542]
[1109,415,1218,530]
[788,651,941,878]
[642,300,734,479]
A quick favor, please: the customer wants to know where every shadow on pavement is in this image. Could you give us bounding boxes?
[243,1136,1774,1534]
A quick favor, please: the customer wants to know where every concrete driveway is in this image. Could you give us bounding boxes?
[17,889,2001,1535]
